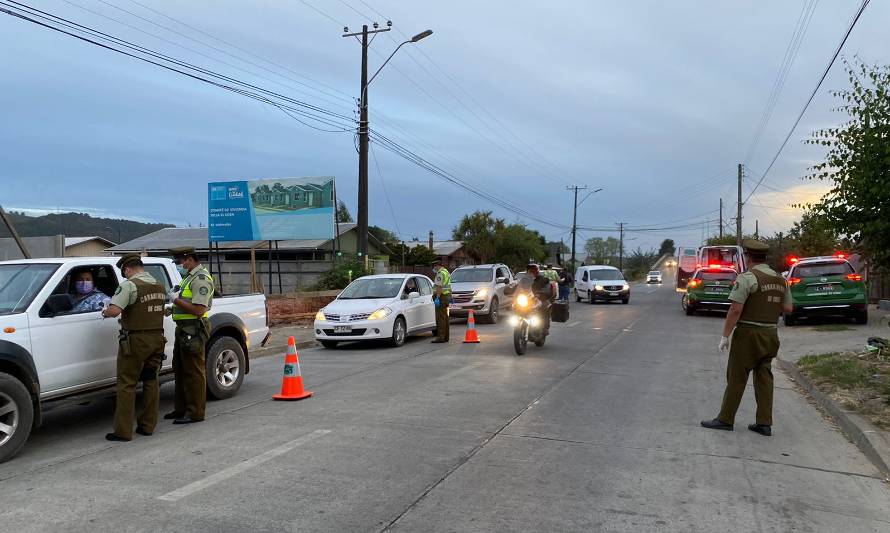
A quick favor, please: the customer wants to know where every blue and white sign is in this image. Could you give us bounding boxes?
[208,176,335,242]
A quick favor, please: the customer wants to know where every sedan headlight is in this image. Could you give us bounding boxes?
[516,294,529,308]
[595,284,604,291]
[315,310,325,321]
[368,307,392,320]
[474,288,489,299]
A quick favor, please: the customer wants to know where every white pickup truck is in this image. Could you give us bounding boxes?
[0,256,270,462]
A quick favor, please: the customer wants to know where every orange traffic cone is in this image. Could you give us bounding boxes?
[463,309,480,343]
[272,336,313,401]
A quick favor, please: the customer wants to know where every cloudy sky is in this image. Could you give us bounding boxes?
[1,0,886,250]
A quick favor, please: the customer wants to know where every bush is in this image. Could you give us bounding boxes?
[316,259,369,290]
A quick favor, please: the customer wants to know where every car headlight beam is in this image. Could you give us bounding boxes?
[315,310,325,321]
[368,307,392,320]
[475,288,488,299]
[595,284,604,291]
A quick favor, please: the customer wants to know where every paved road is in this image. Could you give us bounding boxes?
[2,279,889,532]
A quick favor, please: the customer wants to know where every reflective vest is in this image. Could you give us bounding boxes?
[437,268,452,295]
[172,267,214,321]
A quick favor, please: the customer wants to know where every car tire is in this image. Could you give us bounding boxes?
[685,302,695,316]
[784,314,797,326]
[0,372,34,464]
[485,298,500,324]
[390,317,407,347]
[575,290,582,303]
[622,297,630,305]
[205,336,246,400]
[854,310,868,325]
[588,290,596,304]
[320,340,339,349]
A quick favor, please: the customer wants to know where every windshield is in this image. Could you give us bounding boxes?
[793,261,853,278]
[0,264,59,315]
[588,269,624,281]
[451,268,493,283]
[648,271,661,276]
[339,277,404,299]
[697,271,737,281]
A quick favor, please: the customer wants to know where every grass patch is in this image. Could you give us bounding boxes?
[813,324,853,332]
[798,352,890,428]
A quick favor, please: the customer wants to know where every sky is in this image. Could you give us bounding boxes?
[1,0,887,251]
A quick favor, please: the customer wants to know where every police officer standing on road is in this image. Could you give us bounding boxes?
[165,247,214,424]
[101,254,167,441]
[702,239,793,436]
[431,259,451,343]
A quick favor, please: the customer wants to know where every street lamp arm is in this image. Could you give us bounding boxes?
[578,188,603,207]
[366,39,411,88]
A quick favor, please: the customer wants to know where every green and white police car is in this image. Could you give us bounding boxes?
[784,255,868,326]
[681,266,737,316]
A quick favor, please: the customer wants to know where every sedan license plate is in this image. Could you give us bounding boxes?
[333,325,352,333]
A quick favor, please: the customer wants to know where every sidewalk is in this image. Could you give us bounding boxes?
[253,322,317,358]
[779,304,889,364]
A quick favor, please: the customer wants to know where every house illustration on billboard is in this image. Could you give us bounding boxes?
[250,179,334,211]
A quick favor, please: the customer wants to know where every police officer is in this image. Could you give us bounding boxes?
[431,259,451,343]
[701,239,792,436]
[165,247,214,424]
[101,254,167,441]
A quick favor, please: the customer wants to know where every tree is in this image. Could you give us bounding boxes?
[453,211,505,263]
[369,225,398,246]
[495,224,547,269]
[336,200,353,223]
[786,210,839,258]
[803,59,890,268]
[584,236,621,264]
[658,239,676,256]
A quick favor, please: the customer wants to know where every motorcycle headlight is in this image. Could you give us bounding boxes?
[315,310,325,321]
[368,307,392,320]
[475,288,488,299]
[595,284,604,291]
[516,294,529,308]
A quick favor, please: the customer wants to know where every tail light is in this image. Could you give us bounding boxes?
[846,273,862,282]
[836,253,847,259]
[787,256,799,265]
[788,277,802,285]
[687,279,701,288]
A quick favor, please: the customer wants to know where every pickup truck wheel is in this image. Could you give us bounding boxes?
[485,298,500,324]
[0,373,33,464]
[206,337,246,400]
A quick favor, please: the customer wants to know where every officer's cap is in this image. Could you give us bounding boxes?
[742,239,770,254]
[115,253,142,270]
[169,246,197,259]
[431,259,442,266]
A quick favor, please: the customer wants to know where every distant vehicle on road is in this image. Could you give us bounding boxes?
[646,271,663,284]
[698,245,746,273]
[0,257,269,463]
[675,247,698,290]
[574,265,630,304]
[784,255,868,326]
[314,274,436,348]
[448,264,515,324]
[682,266,737,315]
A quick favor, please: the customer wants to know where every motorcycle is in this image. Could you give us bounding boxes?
[509,291,548,355]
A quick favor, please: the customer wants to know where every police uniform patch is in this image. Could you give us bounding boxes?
[197,274,207,280]
[199,286,209,295]
[732,282,739,290]
[114,286,122,295]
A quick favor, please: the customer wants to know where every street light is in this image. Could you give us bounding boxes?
[344,25,433,258]
[104,225,121,244]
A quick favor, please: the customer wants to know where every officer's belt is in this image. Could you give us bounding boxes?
[124,328,165,335]
[737,320,777,329]
[173,318,203,324]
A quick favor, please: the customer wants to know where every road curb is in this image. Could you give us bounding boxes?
[253,339,318,359]
[778,357,890,479]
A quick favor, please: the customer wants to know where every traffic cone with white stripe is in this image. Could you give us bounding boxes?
[463,309,480,344]
[273,336,312,401]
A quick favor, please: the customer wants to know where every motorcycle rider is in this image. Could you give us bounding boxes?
[509,262,555,335]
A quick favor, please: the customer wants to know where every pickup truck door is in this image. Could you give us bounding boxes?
[143,263,177,370]
[28,264,120,395]
[496,266,511,308]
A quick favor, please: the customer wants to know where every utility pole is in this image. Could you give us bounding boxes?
[567,185,587,268]
[736,163,743,247]
[755,219,759,239]
[618,222,625,271]
[344,24,432,258]
[719,198,723,238]
[0,205,31,258]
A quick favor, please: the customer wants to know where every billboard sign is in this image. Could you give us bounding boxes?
[208,176,335,242]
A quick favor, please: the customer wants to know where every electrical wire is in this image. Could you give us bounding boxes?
[369,141,402,236]
[746,0,871,202]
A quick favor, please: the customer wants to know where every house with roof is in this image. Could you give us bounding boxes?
[405,239,470,270]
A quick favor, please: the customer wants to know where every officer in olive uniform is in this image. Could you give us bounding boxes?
[101,254,167,441]
[165,247,214,424]
[431,259,452,343]
[702,239,793,436]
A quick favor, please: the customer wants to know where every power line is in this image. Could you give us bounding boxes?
[293,0,345,28]
[746,0,871,202]
[369,141,402,236]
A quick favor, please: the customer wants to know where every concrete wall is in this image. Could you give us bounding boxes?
[0,235,64,260]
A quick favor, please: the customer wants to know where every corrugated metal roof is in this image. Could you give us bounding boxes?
[108,224,357,252]
[65,236,114,247]
[405,240,464,256]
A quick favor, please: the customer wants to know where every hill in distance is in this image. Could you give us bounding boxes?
[0,211,174,244]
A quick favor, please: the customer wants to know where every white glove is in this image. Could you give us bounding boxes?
[719,336,730,352]
[168,288,180,304]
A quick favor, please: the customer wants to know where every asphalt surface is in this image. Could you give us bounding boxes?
[2,274,890,532]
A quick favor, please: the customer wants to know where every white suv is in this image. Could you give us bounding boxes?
[449,264,515,323]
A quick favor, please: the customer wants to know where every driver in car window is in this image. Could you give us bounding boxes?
[405,279,418,295]
[72,269,111,312]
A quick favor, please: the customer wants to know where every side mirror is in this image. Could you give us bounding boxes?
[496,277,508,285]
[408,291,421,299]
[42,294,74,317]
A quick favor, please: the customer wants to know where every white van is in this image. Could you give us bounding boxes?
[574,265,630,304]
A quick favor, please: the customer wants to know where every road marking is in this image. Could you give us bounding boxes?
[567,321,581,327]
[157,429,331,502]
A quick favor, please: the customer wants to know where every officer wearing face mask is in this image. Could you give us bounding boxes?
[165,247,214,425]
[71,269,111,313]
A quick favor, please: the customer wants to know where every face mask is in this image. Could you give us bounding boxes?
[75,280,93,294]
[177,265,189,277]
